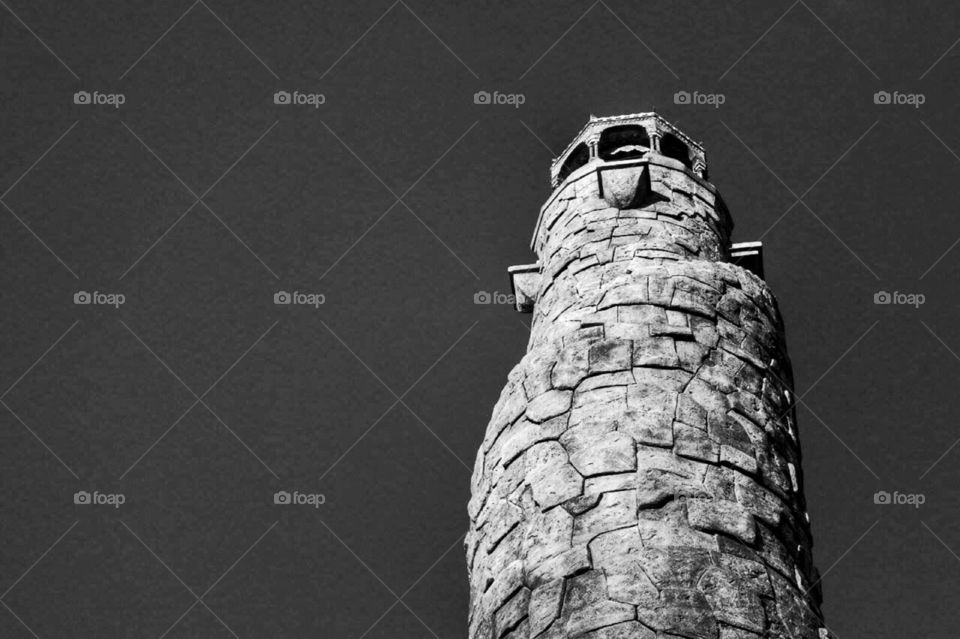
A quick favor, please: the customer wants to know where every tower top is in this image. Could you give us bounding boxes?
[550,112,707,188]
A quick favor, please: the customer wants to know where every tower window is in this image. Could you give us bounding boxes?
[598,125,650,161]
[557,142,590,183]
[660,133,692,169]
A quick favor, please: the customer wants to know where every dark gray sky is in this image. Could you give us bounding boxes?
[0,1,957,636]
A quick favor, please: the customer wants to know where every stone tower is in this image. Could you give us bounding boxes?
[466,113,828,639]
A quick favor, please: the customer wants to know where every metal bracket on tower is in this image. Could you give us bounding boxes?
[730,241,764,279]
[507,263,540,313]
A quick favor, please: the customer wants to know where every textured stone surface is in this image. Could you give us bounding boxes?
[467,114,827,639]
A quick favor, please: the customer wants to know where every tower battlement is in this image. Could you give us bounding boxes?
[549,112,708,189]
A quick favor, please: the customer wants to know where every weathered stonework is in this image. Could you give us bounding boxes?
[467,113,827,639]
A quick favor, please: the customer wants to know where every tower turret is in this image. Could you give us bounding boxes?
[467,113,826,639]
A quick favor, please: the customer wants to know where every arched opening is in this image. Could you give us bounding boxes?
[557,142,590,183]
[660,133,692,169]
[598,125,650,161]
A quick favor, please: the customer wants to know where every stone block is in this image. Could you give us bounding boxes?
[580,621,656,639]
[500,415,568,468]
[690,316,720,347]
[651,322,695,339]
[684,380,730,413]
[528,579,564,636]
[674,421,720,463]
[527,390,573,423]
[484,500,523,553]
[718,554,772,597]
[643,588,718,639]
[522,500,573,568]
[494,586,530,637]
[633,335,680,368]
[632,366,693,392]
[562,427,636,476]
[677,340,711,372]
[675,394,708,430]
[720,444,758,475]
[486,387,528,452]
[526,442,584,509]
[671,284,720,320]
[589,527,659,606]
[585,472,636,494]
[562,492,602,516]
[599,284,649,309]
[578,371,635,393]
[589,339,633,372]
[708,411,754,452]
[523,364,555,400]
[553,343,591,389]
[687,497,756,545]
[718,626,763,639]
[636,447,706,508]
[484,524,524,589]
[697,566,765,633]
[566,601,637,637]
[605,322,652,340]
[734,473,784,527]
[526,546,591,588]
[572,490,638,546]
[483,559,524,615]
[573,385,626,409]
[621,408,674,448]
[622,385,676,446]
[570,391,626,432]
[617,304,667,326]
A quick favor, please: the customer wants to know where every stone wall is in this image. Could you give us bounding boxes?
[467,149,827,638]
